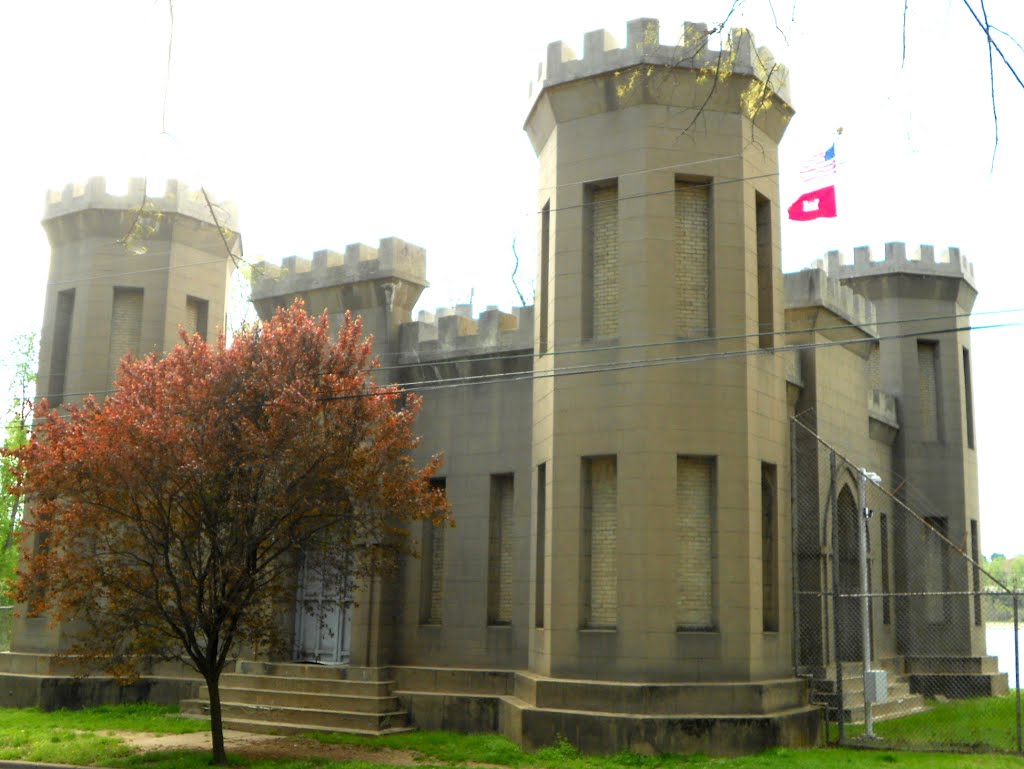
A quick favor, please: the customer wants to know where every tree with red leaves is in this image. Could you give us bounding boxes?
[11,302,447,765]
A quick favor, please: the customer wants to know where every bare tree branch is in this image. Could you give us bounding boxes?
[902,0,909,67]
[162,0,174,135]
[766,0,789,45]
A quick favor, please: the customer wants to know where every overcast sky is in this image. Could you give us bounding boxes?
[2,0,1023,553]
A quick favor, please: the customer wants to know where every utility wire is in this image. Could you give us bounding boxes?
[33,308,1023,404]
[791,416,1012,594]
[372,304,1023,371]
[330,319,1017,400]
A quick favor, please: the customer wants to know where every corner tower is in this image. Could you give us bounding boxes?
[13,177,238,654]
[525,19,796,682]
[828,244,988,669]
[35,177,239,409]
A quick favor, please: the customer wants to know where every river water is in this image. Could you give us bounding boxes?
[987,623,1022,683]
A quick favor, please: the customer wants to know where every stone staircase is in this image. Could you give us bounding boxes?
[180,661,412,735]
[812,658,928,724]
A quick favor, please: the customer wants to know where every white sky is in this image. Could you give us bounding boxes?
[2,0,1023,554]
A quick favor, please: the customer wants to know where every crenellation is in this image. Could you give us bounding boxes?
[281,256,312,274]
[43,176,239,230]
[784,267,878,334]
[825,242,976,288]
[398,304,535,363]
[529,17,791,109]
[869,389,899,429]
[312,249,344,270]
[345,243,378,264]
[250,237,428,301]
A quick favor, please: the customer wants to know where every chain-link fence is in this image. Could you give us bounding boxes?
[792,417,1023,754]
[0,606,11,651]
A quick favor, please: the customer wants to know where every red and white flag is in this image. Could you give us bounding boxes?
[788,186,837,221]
[788,143,838,221]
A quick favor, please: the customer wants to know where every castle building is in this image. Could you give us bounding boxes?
[4,18,1006,755]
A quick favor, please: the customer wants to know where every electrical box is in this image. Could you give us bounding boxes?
[864,670,889,704]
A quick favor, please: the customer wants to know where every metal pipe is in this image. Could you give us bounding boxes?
[858,470,880,739]
[1014,594,1022,754]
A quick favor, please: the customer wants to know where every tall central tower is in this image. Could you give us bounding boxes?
[525,20,795,682]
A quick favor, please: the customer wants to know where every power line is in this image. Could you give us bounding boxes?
[32,308,1024,404]
[791,416,1011,593]
[373,303,1024,370]
[320,318,1019,400]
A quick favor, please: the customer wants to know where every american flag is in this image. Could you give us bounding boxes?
[799,144,836,183]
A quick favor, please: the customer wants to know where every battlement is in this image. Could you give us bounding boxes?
[43,177,238,230]
[529,18,791,108]
[399,304,534,363]
[824,243,976,289]
[250,238,428,301]
[784,267,878,335]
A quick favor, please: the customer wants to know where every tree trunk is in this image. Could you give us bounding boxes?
[205,670,228,765]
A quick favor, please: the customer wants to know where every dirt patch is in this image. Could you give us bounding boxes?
[108,730,422,765]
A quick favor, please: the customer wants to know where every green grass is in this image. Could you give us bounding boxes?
[832,694,1023,752]
[0,705,1023,769]
[0,704,205,766]
[0,702,209,734]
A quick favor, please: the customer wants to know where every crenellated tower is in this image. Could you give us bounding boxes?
[524,18,796,684]
[13,177,239,655]
[250,238,428,371]
[828,243,985,666]
[35,177,239,409]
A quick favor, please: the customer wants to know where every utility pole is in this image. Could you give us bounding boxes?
[859,469,882,738]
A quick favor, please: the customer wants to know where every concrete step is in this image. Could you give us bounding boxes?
[235,661,391,682]
[904,655,1000,675]
[181,698,408,731]
[839,692,929,724]
[512,672,809,715]
[908,671,1010,698]
[181,713,415,737]
[219,673,393,697]
[199,685,400,713]
[814,676,914,701]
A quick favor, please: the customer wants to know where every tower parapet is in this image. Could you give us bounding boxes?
[529,18,791,111]
[400,305,534,362]
[251,238,427,302]
[784,267,878,337]
[824,243,976,290]
[43,176,238,230]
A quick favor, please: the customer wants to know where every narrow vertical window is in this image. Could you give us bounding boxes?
[186,296,209,341]
[581,456,617,628]
[971,520,982,626]
[584,183,619,339]
[535,463,546,629]
[488,473,515,625]
[539,202,550,354]
[674,180,710,337]
[869,343,881,391]
[109,287,144,386]
[963,347,975,449]
[761,462,778,632]
[420,478,446,625]
[918,341,940,442]
[49,288,75,407]
[924,517,948,624]
[676,456,715,630]
[880,513,891,625]
[755,192,774,349]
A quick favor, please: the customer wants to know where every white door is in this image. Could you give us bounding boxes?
[294,555,352,664]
